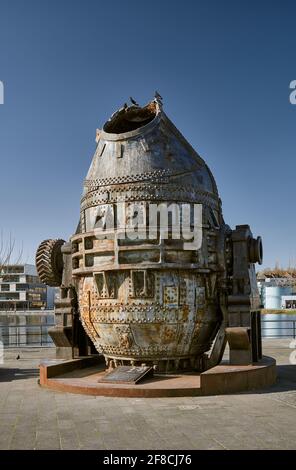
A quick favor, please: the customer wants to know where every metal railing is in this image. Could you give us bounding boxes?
[261,319,296,339]
[0,324,55,347]
[1,320,296,347]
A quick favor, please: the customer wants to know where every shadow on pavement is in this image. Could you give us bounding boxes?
[236,364,296,395]
[270,364,296,391]
[0,367,39,382]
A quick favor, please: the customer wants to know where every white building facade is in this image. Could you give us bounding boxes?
[258,277,296,309]
[0,264,54,311]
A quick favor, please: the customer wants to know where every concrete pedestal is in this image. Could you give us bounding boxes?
[39,355,276,397]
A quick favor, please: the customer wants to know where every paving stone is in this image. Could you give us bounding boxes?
[35,439,61,450]
[1,341,296,450]
[10,433,36,450]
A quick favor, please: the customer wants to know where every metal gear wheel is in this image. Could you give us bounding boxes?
[36,239,65,286]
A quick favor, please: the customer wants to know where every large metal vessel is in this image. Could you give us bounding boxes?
[36,95,263,372]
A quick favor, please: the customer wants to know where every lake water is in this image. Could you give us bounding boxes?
[261,314,296,338]
[0,313,55,347]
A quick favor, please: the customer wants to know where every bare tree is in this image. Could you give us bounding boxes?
[0,231,23,274]
[257,264,296,288]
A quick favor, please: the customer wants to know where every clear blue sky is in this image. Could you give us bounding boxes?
[0,0,295,268]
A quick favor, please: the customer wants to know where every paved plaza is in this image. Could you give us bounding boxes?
[0,340,296,450]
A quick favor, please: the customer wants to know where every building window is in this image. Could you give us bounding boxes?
[16,284,28,291]
[0,292,20,300]
[2,266,24,274]
[0,284,10,292]
[26,275,40,284]
[0,275,20,283]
